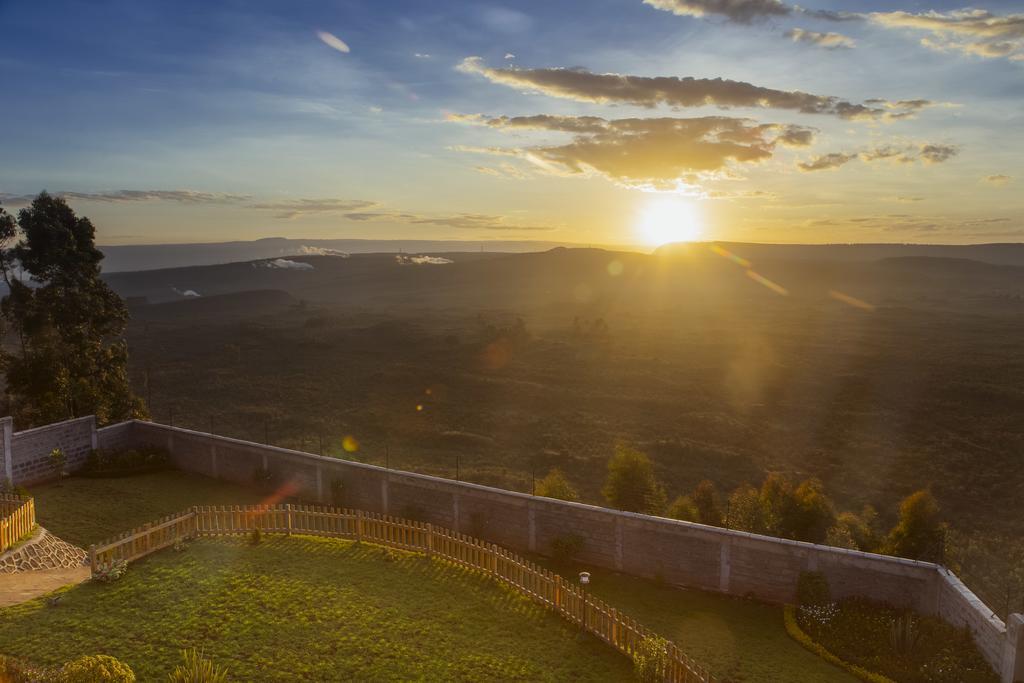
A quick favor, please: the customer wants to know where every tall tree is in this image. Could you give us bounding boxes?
[602,445,666,514]
[0,193,146,426]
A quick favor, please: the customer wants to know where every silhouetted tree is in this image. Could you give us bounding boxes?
[535,468,579,502]
[726,484,768,534]
[692,480,724,527]
[0,193,146,426]
[602,445,666,514]
[884,490,947,562]
[666,495,698,522]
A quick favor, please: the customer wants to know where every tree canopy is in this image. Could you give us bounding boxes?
[0,193,146,427]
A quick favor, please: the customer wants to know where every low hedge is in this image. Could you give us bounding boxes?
[78,445,171,478]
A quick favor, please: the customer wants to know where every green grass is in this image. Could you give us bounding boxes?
[28,471,263,547]
[0,536,632,681]
[544,560,857,683]
[24,472,855,681]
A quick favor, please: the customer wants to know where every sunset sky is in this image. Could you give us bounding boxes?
[1,0,1022,247]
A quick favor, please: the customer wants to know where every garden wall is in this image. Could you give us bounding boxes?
[2,416,96,485]
[5,416,1021,681]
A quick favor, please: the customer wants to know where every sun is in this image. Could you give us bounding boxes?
[635,196,703,246]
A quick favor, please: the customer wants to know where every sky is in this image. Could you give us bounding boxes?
[0,0,1022,247]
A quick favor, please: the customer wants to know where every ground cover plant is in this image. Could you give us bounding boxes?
[795,597,998,683]
[28,471,263,547]
[0,536,633,682]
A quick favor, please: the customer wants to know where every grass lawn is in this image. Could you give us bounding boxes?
[0,536,633,681]
[22,471,854,681]
[27,471,264,547]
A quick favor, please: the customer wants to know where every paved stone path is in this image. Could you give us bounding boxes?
[0,527,91,606]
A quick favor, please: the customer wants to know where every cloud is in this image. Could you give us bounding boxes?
[504,53,516,60]
[982,174,1012,186]
[172,287,201,298]
[251,198,378,220]
[0,189,249,207]
[797,152,858,171]
[450,113,816,190]
[798,143,959,171]
[642,0,790,23]
[264,258,315,270]
[414,53,432,59]
[785,28,856,49]
[456,57,929,121]
[868,9,1024,60]
[316,31,351,54]
[298,246,350,257]
[396,254,454,265]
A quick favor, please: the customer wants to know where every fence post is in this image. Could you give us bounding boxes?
[88,545,97,574]
[555,575,563,611]
[286,504,293,536]
[356,510,363,543]
[425,523,433,558]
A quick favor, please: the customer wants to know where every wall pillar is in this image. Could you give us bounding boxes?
[89,416,98,450]
[316,464,323,503]
[614,517,624,571]
[719,541,732,593]
[1,416,12,484]
[527,505,536,552]
[1003,613,1024,683]
[380,476,389,514]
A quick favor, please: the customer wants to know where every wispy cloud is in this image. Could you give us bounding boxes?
[642,0,790,23]
[316,30,351,54]
[798,143,960,171]
[868,9,1024,61]
[450,113,814,191]
[0,189,249,207]
[457,57,931,121]
[250,198,379,220]
[982,174,1012,186]
[785,28,855,49]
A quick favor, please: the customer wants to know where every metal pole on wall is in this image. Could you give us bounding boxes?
[169,406,174,427]
[456,455,460,482]
[264,420,269,445]
[385,445,389,470]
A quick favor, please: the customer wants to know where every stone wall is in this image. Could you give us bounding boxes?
[10,416,1022,681]
[6,416,96,485]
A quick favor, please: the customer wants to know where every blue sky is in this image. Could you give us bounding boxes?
[1,0,1022,245]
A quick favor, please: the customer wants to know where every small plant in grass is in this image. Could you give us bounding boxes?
[94,559,128,583]
[550,533,585,564]
[172,538,188,552]
[889,612,921,656]
[50,448,67,479]
[167,648,228,683]
[58,654,135,682]
[249,528,262,546]
[632,635,670,682]
[1,654,45,682]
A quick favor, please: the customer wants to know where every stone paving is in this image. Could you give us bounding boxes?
[0,527,88,573]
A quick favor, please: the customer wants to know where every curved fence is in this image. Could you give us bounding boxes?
[90,503,715,683]
[0,494,35,553]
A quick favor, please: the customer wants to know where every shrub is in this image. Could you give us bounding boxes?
[601,445,666,514]
[666,495,697,522]
[94,559,128,583]
[796,571,831,607]
[0,654,44,683]
[49,448,66,478]
[889,613,921,656]
[252,465,275,492]
[632,635,670,683]
[550,533,585,564]
[249,528,262,546]
[329,478,344,507]
[58,655,135,682]
[535,468,579,502]
[726,484,767,533]
[81,445,171,476]
[883,491,947,563]
[167,649,228,683]
[692,480,723,527]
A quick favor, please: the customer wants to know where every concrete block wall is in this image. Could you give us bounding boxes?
[11,417,1022,680]
[5,416,96,485]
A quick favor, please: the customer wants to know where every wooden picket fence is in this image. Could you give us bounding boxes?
[0,494,35,553]
[90,503,715,682]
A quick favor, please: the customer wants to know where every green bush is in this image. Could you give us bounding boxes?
[796,571,831,607]
[535,468,579,502]
[58,655,135,682]
[632,635,670,683]
[249,528,262,546]
[81,445,170,476]
[550,533,585,564]
[666,495,697,522]
[167,648,228,683]
[94,559,128,583]
[601,445,666,514]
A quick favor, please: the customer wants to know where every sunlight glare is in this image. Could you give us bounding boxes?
[636,197,703,246]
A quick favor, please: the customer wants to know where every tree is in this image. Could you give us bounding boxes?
[826,507,879,552]
[601,445,666,514]
[884,490,947,562]
[0,193,146,426]
[692,479,724,527]
[757,474,835,543]
[726,484,768,533]
[535,468,579,502]
[666,495,698,522]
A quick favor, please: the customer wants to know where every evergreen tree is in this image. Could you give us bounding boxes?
[884,490,947,562]
[692,479,724,527]
[0,193,146,426]
[601,445,666,514]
